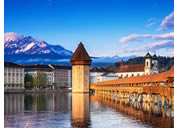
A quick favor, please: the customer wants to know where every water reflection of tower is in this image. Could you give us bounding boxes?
[70,42,92,127]
[71,93,91,127]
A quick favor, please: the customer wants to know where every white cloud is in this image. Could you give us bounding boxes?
[158,11,174,31]
[120,32,174,42]
[148,40,174,50]
[169,50,174,56]
[146,21,156,27]
[4,32,24,43]
[117,40,174,54]
[146,18,159,28]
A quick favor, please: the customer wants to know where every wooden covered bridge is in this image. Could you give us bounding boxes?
[90,66,174,107]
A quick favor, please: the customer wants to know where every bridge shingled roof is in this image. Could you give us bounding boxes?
[96,66,174,85]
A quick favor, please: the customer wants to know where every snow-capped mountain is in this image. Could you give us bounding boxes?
[4,32,136,66]
[4,32,73,56]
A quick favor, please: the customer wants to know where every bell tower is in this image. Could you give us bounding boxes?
[144,52,152,75]
[152,53,159,74]
[70,42,92,93]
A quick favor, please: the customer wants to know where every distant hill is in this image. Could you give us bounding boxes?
[105,56,174,73]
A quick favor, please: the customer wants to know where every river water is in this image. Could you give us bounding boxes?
[4,92,174,128]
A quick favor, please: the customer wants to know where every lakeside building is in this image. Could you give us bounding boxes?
[116,53,159,78]
[4,62,25,90]
[90,67,119,83]
[94,72,119,83]
[52,65,72,88]
[24,64,54,89]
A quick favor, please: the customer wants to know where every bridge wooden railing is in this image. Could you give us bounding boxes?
[90,66,174,106]
[91,84,174,97]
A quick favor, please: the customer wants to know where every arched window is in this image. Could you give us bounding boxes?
[146,61,148,67]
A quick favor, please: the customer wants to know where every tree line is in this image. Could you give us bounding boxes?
[25,70,48,89]
[105,56,174,73]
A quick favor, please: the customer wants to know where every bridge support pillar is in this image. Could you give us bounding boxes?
[154,95,158,105]
[129,93,132,102]
[124,92,127,99]
[134,93,138,101]
[149,94,153,103]
[138,94,142,103]
[161,95,165,107]
[168,97,172,107]
[119,92,122,99]
[144,94,149,103]
[125,93,128,104]
[172,96,174,106]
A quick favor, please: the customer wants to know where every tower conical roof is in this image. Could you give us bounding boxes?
[70,42,92,65]
[145,52,152,59]
[152,54,157,60]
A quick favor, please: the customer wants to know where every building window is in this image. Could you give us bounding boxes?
[20,69,23,72]
[12,78,15,83]
[146,62,148,67]
[12,68,15,72]
[8,68,11,72]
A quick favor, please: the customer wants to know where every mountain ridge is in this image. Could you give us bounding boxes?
[4,32,136,66]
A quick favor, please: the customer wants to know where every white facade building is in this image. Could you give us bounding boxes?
[90,67,108,83]
[95,72,119,83]
[90,67,119,83]
[116,53,159,78]
[4,62,24,90]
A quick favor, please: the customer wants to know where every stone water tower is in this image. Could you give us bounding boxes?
[70,42,92,93]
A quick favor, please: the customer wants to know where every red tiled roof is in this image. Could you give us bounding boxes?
[70,42,91,65]
[117,64,145,73]
[96,66,174,85]
[4,62,24,68]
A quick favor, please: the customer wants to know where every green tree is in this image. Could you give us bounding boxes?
[32,70,48,89]
[33,76,38,89]
[24,74,33,89]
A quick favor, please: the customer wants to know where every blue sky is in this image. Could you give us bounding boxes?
[5,0,174,57]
